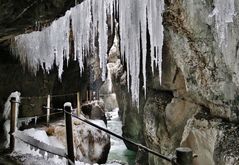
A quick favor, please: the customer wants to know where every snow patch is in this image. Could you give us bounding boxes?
[3,91,21,120]
[64,102,72,108]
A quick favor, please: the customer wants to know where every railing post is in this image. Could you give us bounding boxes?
[46,94,51,124]
[97,90,99,100]
[175,147,193,165]
[89,90,92,101]
[64,102,75,165]
[10,97,18,152]
[77,92,81,117]
[86,90,89,102]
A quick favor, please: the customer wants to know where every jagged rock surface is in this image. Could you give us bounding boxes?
[111,1,239,165]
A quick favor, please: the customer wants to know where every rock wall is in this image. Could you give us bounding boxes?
[111,0,239,165]
[165,0,239,120]
[145,0,239,164]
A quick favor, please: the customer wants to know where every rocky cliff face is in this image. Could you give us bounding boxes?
[164,0,239,121]
[148,0,239,164]
[111,0,239,164]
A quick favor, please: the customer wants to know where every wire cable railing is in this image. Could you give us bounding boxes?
[8,95,194,165]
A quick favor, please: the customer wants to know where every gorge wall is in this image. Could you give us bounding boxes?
[112,0,239,164]
[1,0,239,165]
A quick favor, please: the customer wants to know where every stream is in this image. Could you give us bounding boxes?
[106,108,136,165]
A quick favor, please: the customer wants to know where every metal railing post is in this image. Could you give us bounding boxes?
[64,102,75,165]
[10,97,18,152]
[175,147,193,165]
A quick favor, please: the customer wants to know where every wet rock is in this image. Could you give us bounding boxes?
[142,91,172,165]
[81,100,107,125]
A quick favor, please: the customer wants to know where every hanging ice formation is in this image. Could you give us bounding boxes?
[71,0,115,80]
[13,11,71,78]
[209,0,235,50]
[119,0,164,106]
[12,0,165,107]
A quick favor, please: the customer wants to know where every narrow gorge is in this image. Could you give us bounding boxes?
[0,0,239,165]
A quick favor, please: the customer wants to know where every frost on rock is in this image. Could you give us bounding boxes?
[12,0,165,108]
[209,0,235,50]
[92,0,108,81]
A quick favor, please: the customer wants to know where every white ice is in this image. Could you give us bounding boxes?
[13,0,165,108]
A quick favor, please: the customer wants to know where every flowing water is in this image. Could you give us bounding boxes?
[106,108,136,165]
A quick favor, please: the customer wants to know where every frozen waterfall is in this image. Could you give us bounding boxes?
[12,0,165,107]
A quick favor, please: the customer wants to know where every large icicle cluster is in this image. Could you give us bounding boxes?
[13,0,165,107]
[209,0,235,50]
[14,11,71,78]
[119,0,164,106]
[71,0,116,80]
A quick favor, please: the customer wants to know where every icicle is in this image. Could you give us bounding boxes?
[140,0,148,97]
[13,0,165,109]
[105,0,114,34]
[34,116,38,125]
[99,0,108,81]
[147,0,164,83]
[209,0,235,49]
[118,0,164,107]
[51,10,71,78]
[71,0,91,75]
[91,0,109,81]
[14,10,71,78]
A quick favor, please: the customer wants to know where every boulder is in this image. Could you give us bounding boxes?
[81,100,107,125]
[47,118,111,164]
[102,93,118,112]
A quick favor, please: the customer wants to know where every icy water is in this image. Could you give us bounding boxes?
[106,109,136,165]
